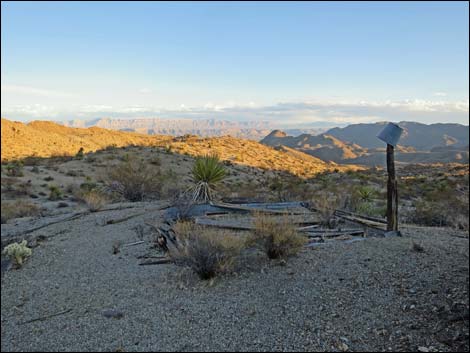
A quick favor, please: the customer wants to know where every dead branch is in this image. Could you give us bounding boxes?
[19,309,72,325]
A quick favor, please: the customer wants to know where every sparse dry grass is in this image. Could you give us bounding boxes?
[1,200,41,224]
[81,190,108,212]
[311,191,345,228]
[247,213,307,259]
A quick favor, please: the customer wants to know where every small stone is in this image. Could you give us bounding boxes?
[417,347,429,352]
[338,342,349,351]
[102,309,124,319]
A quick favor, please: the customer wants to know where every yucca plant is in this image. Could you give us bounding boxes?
[190,154,226,202]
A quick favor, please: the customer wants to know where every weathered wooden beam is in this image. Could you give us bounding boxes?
[386,143,399,232]
[334,209,387,224]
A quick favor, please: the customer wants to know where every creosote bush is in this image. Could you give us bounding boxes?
[247,213,307,260]
[105,157,162,202]
[171,222,244,280]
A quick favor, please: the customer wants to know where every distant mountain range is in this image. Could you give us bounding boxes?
[261,122,469,166]
[60,118,330,140]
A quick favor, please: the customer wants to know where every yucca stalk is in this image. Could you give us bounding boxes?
[190,154,226,202]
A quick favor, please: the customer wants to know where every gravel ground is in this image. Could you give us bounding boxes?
[1,205,469,352]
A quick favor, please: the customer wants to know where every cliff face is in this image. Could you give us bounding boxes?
[61,118,275,140]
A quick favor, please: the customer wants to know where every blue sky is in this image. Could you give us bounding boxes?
[1,1,468,125]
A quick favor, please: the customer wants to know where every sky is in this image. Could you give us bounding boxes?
[1,1,469,125]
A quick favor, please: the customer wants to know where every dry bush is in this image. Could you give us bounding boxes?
[311,191,345,228]
[48,185,63,200]
[171,222,244,280]
[1,200,41,224]
[81,190,108,212]
[105,157,162,202]
[247,213,307,260]
[5,161,24,177]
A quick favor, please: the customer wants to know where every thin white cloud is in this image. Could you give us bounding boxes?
[1,84,76,99]
[433,92,448,97]
[1,98,468,125]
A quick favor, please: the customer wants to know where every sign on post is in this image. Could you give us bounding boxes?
[377,123,403,235]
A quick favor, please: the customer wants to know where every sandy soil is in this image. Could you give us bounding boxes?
[1,202,468,352]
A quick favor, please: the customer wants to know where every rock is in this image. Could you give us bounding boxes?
[417,347,429,352]
[102,309,124,319]
[338,342,349,351]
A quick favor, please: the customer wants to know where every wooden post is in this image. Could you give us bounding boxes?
[386,144,398,232]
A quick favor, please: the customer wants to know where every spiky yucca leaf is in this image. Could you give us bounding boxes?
[191,154,226,202]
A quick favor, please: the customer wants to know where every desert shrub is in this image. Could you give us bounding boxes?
[31,166,40,173]
[48,185,63,200]
[85,155,97,163]
[22,156,42,166]
[43,176,54,181]
[355,202,387,218]
[2,240,32,267]
[75,147,85,160]
[267,176,313,202]
[5,161,24,177]
[1,200,41,224]
[105,157,162,202]
[355,185,375,203]
[247,214,307,259]
[190,154,226,202]
[411,182,469,230]
[311,192,344,228]
[171,222,244,280]
[149,156,161,166]
[120,153,131,162]
[81,190,108,212]
[80,176,98,192]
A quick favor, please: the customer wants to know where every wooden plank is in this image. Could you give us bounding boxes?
[304,230,364,238]
[334,213,387,230]
[210,202,312,215]
[334,209,387,224]
[194,217,254,230]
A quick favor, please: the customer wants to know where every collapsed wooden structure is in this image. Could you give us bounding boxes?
[148,200,390,256]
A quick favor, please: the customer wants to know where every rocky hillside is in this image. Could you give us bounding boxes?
[261,130,368,162]
[1,118,356,177]
[1,118,171,161]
